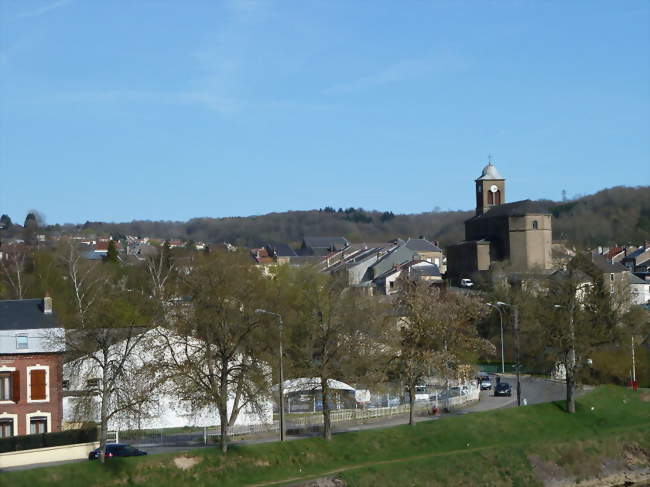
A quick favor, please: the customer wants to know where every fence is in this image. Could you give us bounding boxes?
[109,386,480,447]
[0,427,98,454]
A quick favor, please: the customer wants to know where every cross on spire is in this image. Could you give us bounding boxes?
[488,153,494,165]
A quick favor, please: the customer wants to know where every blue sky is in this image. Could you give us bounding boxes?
[1,0,648,224]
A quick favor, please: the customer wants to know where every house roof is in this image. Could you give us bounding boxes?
[0,299,59,330]
[590,254,628,273]
[268,243,297,257]
[404,238,442,253]
[302,237,349,250]
[627,272,647,285]
[470,199,550,220]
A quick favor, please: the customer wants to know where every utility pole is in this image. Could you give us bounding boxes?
[631,335,636,384]
[513,305,521,407]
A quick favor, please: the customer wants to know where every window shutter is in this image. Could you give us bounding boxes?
[30,370,46,401]
[12,371,20,402]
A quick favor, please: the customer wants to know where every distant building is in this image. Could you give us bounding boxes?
[0,296,65,437]
[447,161,553,281]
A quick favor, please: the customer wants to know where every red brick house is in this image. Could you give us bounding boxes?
[0,296,65,437]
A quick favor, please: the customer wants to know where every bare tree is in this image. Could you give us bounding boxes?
[544,253,623,413]
[56,244,154,462]
[394,280,493,425]
[151,251,273,453]
[276,267,390,440]
[0,245,30,299]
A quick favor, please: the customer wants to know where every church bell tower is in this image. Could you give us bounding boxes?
[475,158,505,216]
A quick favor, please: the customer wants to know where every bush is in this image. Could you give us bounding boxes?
[0,428,98,454]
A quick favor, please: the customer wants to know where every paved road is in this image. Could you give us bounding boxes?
[2,375,576,472]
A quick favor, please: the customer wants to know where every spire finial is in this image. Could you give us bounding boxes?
[488,153,493,165]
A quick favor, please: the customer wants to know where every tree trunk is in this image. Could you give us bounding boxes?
[321,377,331,440]
[219,409,229,453]
[408,383,415,426]
[99,385,110,463]
[566,355,576,414]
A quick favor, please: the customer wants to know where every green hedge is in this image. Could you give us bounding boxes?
[0,428,98,454]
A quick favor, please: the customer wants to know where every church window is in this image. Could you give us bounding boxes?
[494,190,501,205]
[488,192,494,205]
[532,220,538,230]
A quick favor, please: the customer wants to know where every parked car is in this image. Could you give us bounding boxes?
[88,443,147,460]
[494,382,512,397]
[478,375,492,390]
[460,278,474,288]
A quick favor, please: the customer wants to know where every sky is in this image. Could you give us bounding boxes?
[1,0,648,224]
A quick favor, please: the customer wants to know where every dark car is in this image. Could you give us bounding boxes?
[88,443,147,460]
[494,382,512,397]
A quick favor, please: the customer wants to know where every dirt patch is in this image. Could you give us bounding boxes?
[639,393,650,402]
[528,454,567,485]
[173,455,202,470]
[292,478,347,487]
[623,444,650,467]
[254,458,270,467]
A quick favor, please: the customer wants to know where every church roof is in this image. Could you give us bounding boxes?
[471,199,550,220]
[476,162,504,181]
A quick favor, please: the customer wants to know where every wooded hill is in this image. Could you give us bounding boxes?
[8,186,650,249]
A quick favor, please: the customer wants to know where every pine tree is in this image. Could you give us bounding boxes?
[105,241,119,264]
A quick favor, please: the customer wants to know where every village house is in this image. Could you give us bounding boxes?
[0,296,65,437]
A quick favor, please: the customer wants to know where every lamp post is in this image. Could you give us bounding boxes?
[255,309,285,441]
[486,303,505,374]
[496,301,521,406]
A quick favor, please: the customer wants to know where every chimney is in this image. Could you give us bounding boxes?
[43,293,52,314]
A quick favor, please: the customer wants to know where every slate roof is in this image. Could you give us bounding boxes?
[0,299,59,330]
[404,238,442,252]
[265,243,297,257]
[302,237,349,250]
[627,272,647,285]
[590,254,628,273]
[470,199,550,220]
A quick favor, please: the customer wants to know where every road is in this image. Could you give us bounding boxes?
[1,375,577,472]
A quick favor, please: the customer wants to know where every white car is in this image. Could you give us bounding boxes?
[460,278,474,288]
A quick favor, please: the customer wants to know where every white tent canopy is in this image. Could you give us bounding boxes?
[272,378,356,394]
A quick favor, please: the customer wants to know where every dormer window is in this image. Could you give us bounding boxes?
[16,335,28,350]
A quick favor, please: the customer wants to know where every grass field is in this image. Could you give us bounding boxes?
[3,386,649,487]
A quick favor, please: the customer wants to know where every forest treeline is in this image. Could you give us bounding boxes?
[3,186,649,249]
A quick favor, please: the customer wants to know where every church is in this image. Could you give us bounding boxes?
[446,161,553,280]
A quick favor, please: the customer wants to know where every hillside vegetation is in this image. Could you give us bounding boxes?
[4,386,649,487]
[7,186,650,249]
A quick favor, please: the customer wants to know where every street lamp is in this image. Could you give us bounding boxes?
[486,303,505,374]
[255,308,285,442]
[495,301,521,406]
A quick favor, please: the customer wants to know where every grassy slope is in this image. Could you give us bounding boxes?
[4,387,649,487]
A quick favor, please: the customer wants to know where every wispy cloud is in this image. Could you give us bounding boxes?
[328,50,470,94]
[9,0,72,22]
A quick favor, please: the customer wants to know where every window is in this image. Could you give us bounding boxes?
[30,369,47,401]
[30,416,47,435]
[532,220,539,230]
[86,378,100,389]
[16,335,28,350]
[0,373,12,401]
[0,419,13,438]
[0,371,18,402]
[62,379,70,390]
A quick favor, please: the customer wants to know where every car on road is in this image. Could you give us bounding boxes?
[88,443,147,460]
[478,375,492,390]
[494,382,512,397]
[460,278,474,288]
